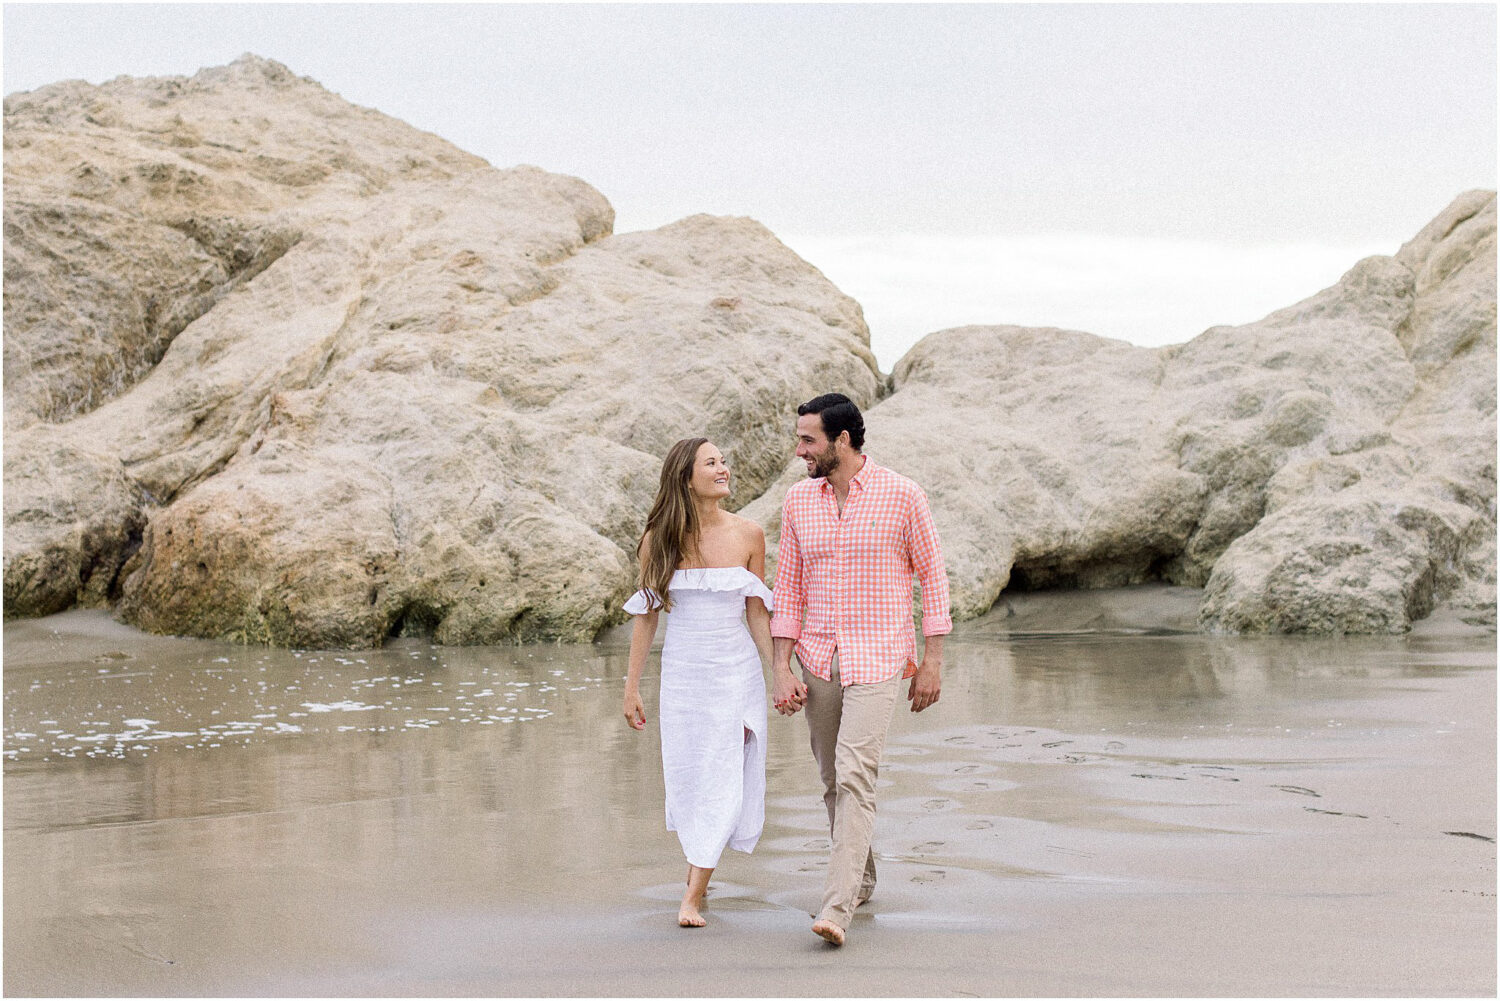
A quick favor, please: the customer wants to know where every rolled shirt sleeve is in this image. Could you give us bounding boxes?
[907,487,952,636]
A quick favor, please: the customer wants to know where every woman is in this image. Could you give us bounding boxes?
[622,437,774,928]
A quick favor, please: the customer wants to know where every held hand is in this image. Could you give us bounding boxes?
[771,669,809,716]
[906,657,942,713]
[623,689,647,730]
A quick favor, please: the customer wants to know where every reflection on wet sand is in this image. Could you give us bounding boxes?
[4,600,1494,997]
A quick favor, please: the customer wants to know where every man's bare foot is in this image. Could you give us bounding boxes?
[812,919,845,945]
[678,901,706,928]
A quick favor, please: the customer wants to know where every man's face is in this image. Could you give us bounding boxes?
[795,413,841,479]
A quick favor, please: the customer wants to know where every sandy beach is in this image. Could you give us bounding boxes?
[2,11,1493,998]
[4,590,1494,997]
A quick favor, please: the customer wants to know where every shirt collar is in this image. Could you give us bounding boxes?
[850,454,874,487]
[821,454,874,492]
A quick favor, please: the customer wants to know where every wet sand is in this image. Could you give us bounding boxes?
[4,590,1495,997]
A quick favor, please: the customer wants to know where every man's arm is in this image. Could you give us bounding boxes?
[908,487,952,636]
[907,488,951,713]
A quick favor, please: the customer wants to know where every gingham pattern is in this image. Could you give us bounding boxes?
[770,457,952,686]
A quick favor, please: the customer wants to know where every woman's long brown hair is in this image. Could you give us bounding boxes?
[637,437,711,612]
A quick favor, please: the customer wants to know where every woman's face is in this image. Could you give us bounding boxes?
[688,442,731,501]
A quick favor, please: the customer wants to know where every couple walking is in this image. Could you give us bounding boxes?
[622,393,952,945]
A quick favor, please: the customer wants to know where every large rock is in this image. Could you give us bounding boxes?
[6,55,1492,643]
[3,56,880,645]
[752,192,1495,634]
[3,55,487,429]
[1197,191,1496,632]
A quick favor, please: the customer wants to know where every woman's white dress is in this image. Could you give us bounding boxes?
[624,566,772,869]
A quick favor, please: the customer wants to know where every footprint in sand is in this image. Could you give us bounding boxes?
[965,819,994,831]
[803,839,830,850]
[1444,831,1495,842]
[912,840,945,853]
[1272,785,1321,798]
[944,735,975,746]
[1104,740,1125,752]
[922,798,956,812]
[1132,773,1187,781]
[954,764,980,774]
[911,869,946,884]
[79,909,174,966]
[1307,807,1369,819]
[1046,844,1095,859]
[1041,740,1073,748]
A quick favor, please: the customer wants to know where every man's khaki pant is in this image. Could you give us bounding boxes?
[802,654,902,929]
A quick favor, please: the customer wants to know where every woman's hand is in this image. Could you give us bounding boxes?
[623,688,647,730]
[771,666,808,716]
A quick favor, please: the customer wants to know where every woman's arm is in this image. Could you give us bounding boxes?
[764,507,809,716]
[745,525,774,668]
[624,609,659,730]
[624,527,658,729]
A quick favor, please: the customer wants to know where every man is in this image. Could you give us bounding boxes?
[769,392,952,947]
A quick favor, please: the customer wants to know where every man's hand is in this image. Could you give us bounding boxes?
[906,654,942,712]
[772,667,809,716]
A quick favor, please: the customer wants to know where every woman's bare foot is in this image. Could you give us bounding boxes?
[679,863,713,928]
[812,918,845,945]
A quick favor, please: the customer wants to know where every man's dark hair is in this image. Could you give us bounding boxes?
[797,393,866,451]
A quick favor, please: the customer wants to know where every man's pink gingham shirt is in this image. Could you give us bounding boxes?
[770,457,952,686]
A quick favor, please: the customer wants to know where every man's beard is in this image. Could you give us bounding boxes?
[807,447,839,479]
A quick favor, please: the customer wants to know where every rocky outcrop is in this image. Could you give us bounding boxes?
[1197,192,1496,632]
[5,55,1492,644]
[3,56,880,645]
[753,191,1493,634]
[3,55,488,428]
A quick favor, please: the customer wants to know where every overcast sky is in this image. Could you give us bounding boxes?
[5,3,1495,369]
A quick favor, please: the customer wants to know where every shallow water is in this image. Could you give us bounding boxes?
[4,605,1495,996]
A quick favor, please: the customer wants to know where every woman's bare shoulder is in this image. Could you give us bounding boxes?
[727,512,766,541]
[728,514,766,567]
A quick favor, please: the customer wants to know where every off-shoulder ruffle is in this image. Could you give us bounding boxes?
[622,566,774,615]
[672,566,775,607]
[623,588,662,615]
